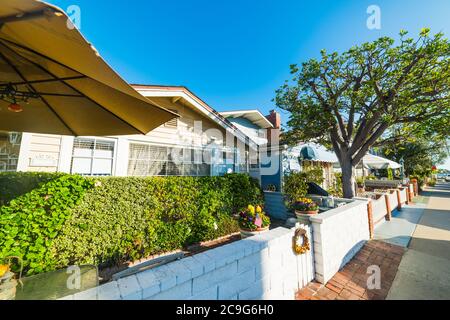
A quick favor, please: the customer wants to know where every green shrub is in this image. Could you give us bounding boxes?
[303,166,325,186]
[0,174,93,274]
[283,172,309,203]
[0,173,261,274]
[0,172,63,206]
[327,173,343,197]
[356,177,365,186]
[387,168,394,180]
[224,174,264,213]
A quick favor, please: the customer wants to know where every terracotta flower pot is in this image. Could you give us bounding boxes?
[295,210,319,215]
[295,210,319,225]
[240,226,270,239]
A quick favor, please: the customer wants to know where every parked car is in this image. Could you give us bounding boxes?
[445,175,450,182]
[437,173,446,180]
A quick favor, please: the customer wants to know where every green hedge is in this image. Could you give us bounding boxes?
[0,173,262,275]
[0,172,64,206]
[0,174,93,274]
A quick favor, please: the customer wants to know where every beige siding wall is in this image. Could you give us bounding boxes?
[117,97,227,147]
[24,134,63,172]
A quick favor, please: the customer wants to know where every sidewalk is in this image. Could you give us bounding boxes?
[387,182,450,300]
[373,201,427,247]
[297,182,450,300]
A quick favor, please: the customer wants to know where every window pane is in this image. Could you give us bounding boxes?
[72,138,115,176]
[149,146,167,160]
[73,138,94,157]
[167,161,182,176]
[92,158,113,176]
[198,164,211,176]
[0,132,22,171]
[183,163,197,176]
[71,158,92,175]
[128,160,149,176]
[148,161,166,176]
[0,132,22,172]
[130,144,149,159]
[183,148,193,163]
[94,140,114,158]
[168,147,183,164]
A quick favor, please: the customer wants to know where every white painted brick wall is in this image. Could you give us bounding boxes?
[388,192,398,211]
[310,200,369,284]
[400,188,407,203]
[372,196,388,222]
[63,226,315,300]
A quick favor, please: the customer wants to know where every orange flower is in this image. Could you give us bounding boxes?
[0,265,9,277]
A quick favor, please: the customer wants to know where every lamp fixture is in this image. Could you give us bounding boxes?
[1,83,40,113]
[8,102,23,113]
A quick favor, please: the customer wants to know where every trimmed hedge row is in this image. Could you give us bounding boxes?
[0,174,93,274]
[0,172,64,206]
[0,173,263,275]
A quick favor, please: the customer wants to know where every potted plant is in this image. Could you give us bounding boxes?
[293,197,319,215]
[238,205,271,239]
[292,197,319,225]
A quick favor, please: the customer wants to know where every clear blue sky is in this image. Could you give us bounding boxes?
[46,0,450,168]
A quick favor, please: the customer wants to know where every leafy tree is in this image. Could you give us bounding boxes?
[380,135,448,177]
[276,29,450,198]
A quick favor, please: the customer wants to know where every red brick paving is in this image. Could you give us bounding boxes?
[296,240,406,300]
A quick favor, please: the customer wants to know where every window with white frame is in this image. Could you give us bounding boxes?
[0,132,22,172]
[71,138,115,176]
[128,143,213,177]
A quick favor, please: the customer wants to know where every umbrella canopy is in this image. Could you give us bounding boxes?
[0,0,177,136]
[360,154,402,170]
[300,146,316,161]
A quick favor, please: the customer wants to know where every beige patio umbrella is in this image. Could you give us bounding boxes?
[0,0,177,136]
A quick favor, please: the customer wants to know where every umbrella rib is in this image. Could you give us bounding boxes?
[0,39,148,135]
[25,92,84,98]
[9,75,87,86]
[0,50,78,136]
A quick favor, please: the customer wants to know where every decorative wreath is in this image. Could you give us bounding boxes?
[293,228,310,255]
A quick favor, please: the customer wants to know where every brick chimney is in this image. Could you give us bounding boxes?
[266,110,281,129]
[266,110,281,145]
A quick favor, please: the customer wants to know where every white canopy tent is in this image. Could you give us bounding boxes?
[333,153,402,179]
[359,154,402,170]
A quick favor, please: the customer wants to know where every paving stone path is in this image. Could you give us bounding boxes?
[296,240,405,300]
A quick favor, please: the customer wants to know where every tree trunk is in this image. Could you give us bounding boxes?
[340,155,356,199]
